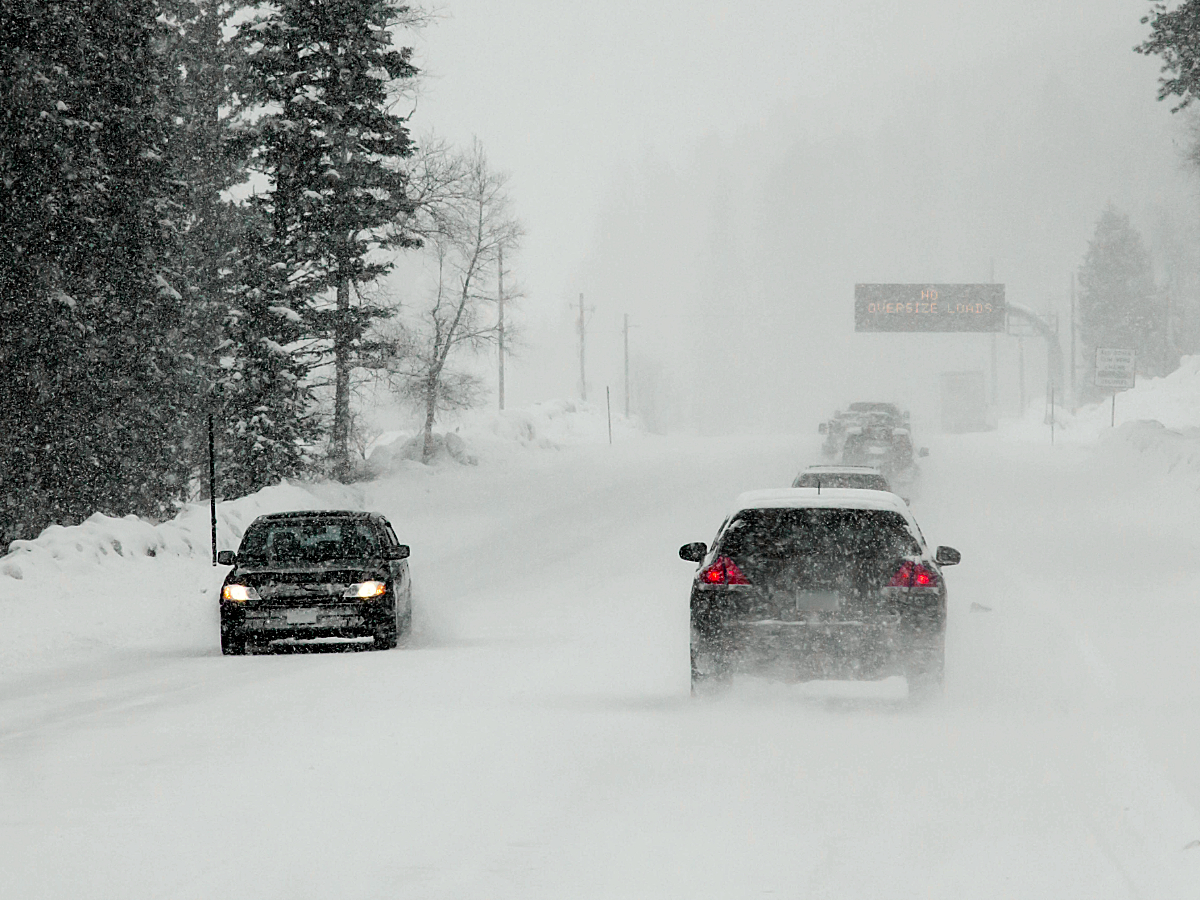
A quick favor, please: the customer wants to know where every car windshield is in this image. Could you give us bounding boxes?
[239,519,380,563]
[848,403,900,417]
[718,508,919,564]
[794,473,890,491]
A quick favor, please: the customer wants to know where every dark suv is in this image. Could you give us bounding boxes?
[217,510,412,655]
[819,403,925,476]
[680,489,959,697]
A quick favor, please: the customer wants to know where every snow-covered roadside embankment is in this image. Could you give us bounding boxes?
[0,481,366,680]
[0,400,641,682]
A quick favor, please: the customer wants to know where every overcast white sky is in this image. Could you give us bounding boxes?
[401,1,1195,428]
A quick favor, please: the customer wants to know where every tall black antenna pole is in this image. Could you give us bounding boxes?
[209,413,217,566]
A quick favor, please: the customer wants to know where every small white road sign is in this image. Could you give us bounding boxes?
[1095,347,1136,390]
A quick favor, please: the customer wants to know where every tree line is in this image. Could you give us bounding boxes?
[0,1,517,549]
[1070,4,1200,399]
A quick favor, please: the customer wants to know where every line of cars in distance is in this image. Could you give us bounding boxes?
[818,401,927,501]
[678,402,958,699]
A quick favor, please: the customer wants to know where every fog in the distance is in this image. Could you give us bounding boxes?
[414,0,1195,431]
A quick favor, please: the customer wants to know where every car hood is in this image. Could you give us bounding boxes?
[231,563,386,584]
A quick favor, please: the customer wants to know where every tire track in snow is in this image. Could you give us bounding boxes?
[925,432,1200,898]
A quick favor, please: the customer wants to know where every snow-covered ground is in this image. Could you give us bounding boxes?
[3,401,1200,898]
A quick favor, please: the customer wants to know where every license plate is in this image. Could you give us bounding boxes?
[795,591,842,612]
[285,608,319,625]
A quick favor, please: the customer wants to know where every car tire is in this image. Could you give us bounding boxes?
[397,600,413,641]
[374,594,399,651]
[690,634,732,696]
[221,627,247,656]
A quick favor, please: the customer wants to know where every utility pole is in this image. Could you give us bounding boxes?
[606,386,612,444]
[578,292,587,401]
[1165,268,1174,373]
[1069,272,1076,411]
[1018,337,1026,416]
[989,257,998,407]
[497,246,505,411]
[623,313,630,418]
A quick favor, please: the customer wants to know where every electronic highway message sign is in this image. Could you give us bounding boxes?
[854,283,1006,333]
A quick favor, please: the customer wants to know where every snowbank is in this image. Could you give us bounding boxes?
[4,399,643,581]
[0,398,647,678]
[995,355,1200,447]
[1074,355,1200,435]
[366,399,643,475]
[1095,420,1200,487]
[0,480,370,678]
[368,431,478,474]
[462,399,642,448]
[1064,358,1200,481]
[1,480,366,582]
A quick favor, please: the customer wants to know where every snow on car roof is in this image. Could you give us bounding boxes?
[257,509,374,521]
[732,488,913,518]
[848,402,902,413]
[802,465,884,474]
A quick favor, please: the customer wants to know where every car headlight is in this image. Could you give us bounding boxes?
[222,583,260,602]
[344,580,387,599]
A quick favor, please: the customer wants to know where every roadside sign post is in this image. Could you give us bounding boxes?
[1094,348,1135,427]
[606,386,612,444]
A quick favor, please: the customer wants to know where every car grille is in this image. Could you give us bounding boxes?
[247,570,363,603]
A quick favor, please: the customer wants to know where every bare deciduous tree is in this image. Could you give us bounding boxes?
[386,140,521,461]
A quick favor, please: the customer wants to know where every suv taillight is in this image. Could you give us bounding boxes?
[888,560,938,588]
[699,556,750,585]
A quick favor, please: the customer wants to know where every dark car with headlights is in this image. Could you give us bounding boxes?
[679,489,958,698]
[217,510,412,655]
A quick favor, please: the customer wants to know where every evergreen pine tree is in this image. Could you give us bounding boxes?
[159,0,247,490]
[228,0,420,482]
[0,0,194,547]
[213,218,324,495]
[1077,205,1166,390]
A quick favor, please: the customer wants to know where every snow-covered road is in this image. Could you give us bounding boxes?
[3,431,1200,898]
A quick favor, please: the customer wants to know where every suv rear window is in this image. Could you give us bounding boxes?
[793,473,890,491]
[239,518,381,563]
[718,508,919,563]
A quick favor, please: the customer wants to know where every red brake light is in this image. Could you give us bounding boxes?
[888,560,914,587]
[700,556,750,585]
[889,560,938,588]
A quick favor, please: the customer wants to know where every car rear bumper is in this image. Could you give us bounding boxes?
[693,616,941,681]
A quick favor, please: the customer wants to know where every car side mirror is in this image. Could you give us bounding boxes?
[217,550,236,566]
[935,546,960,566]
[818,422,827,434]
[386,544,410,560]
[918,447,929,458]
[679,542,707,563]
